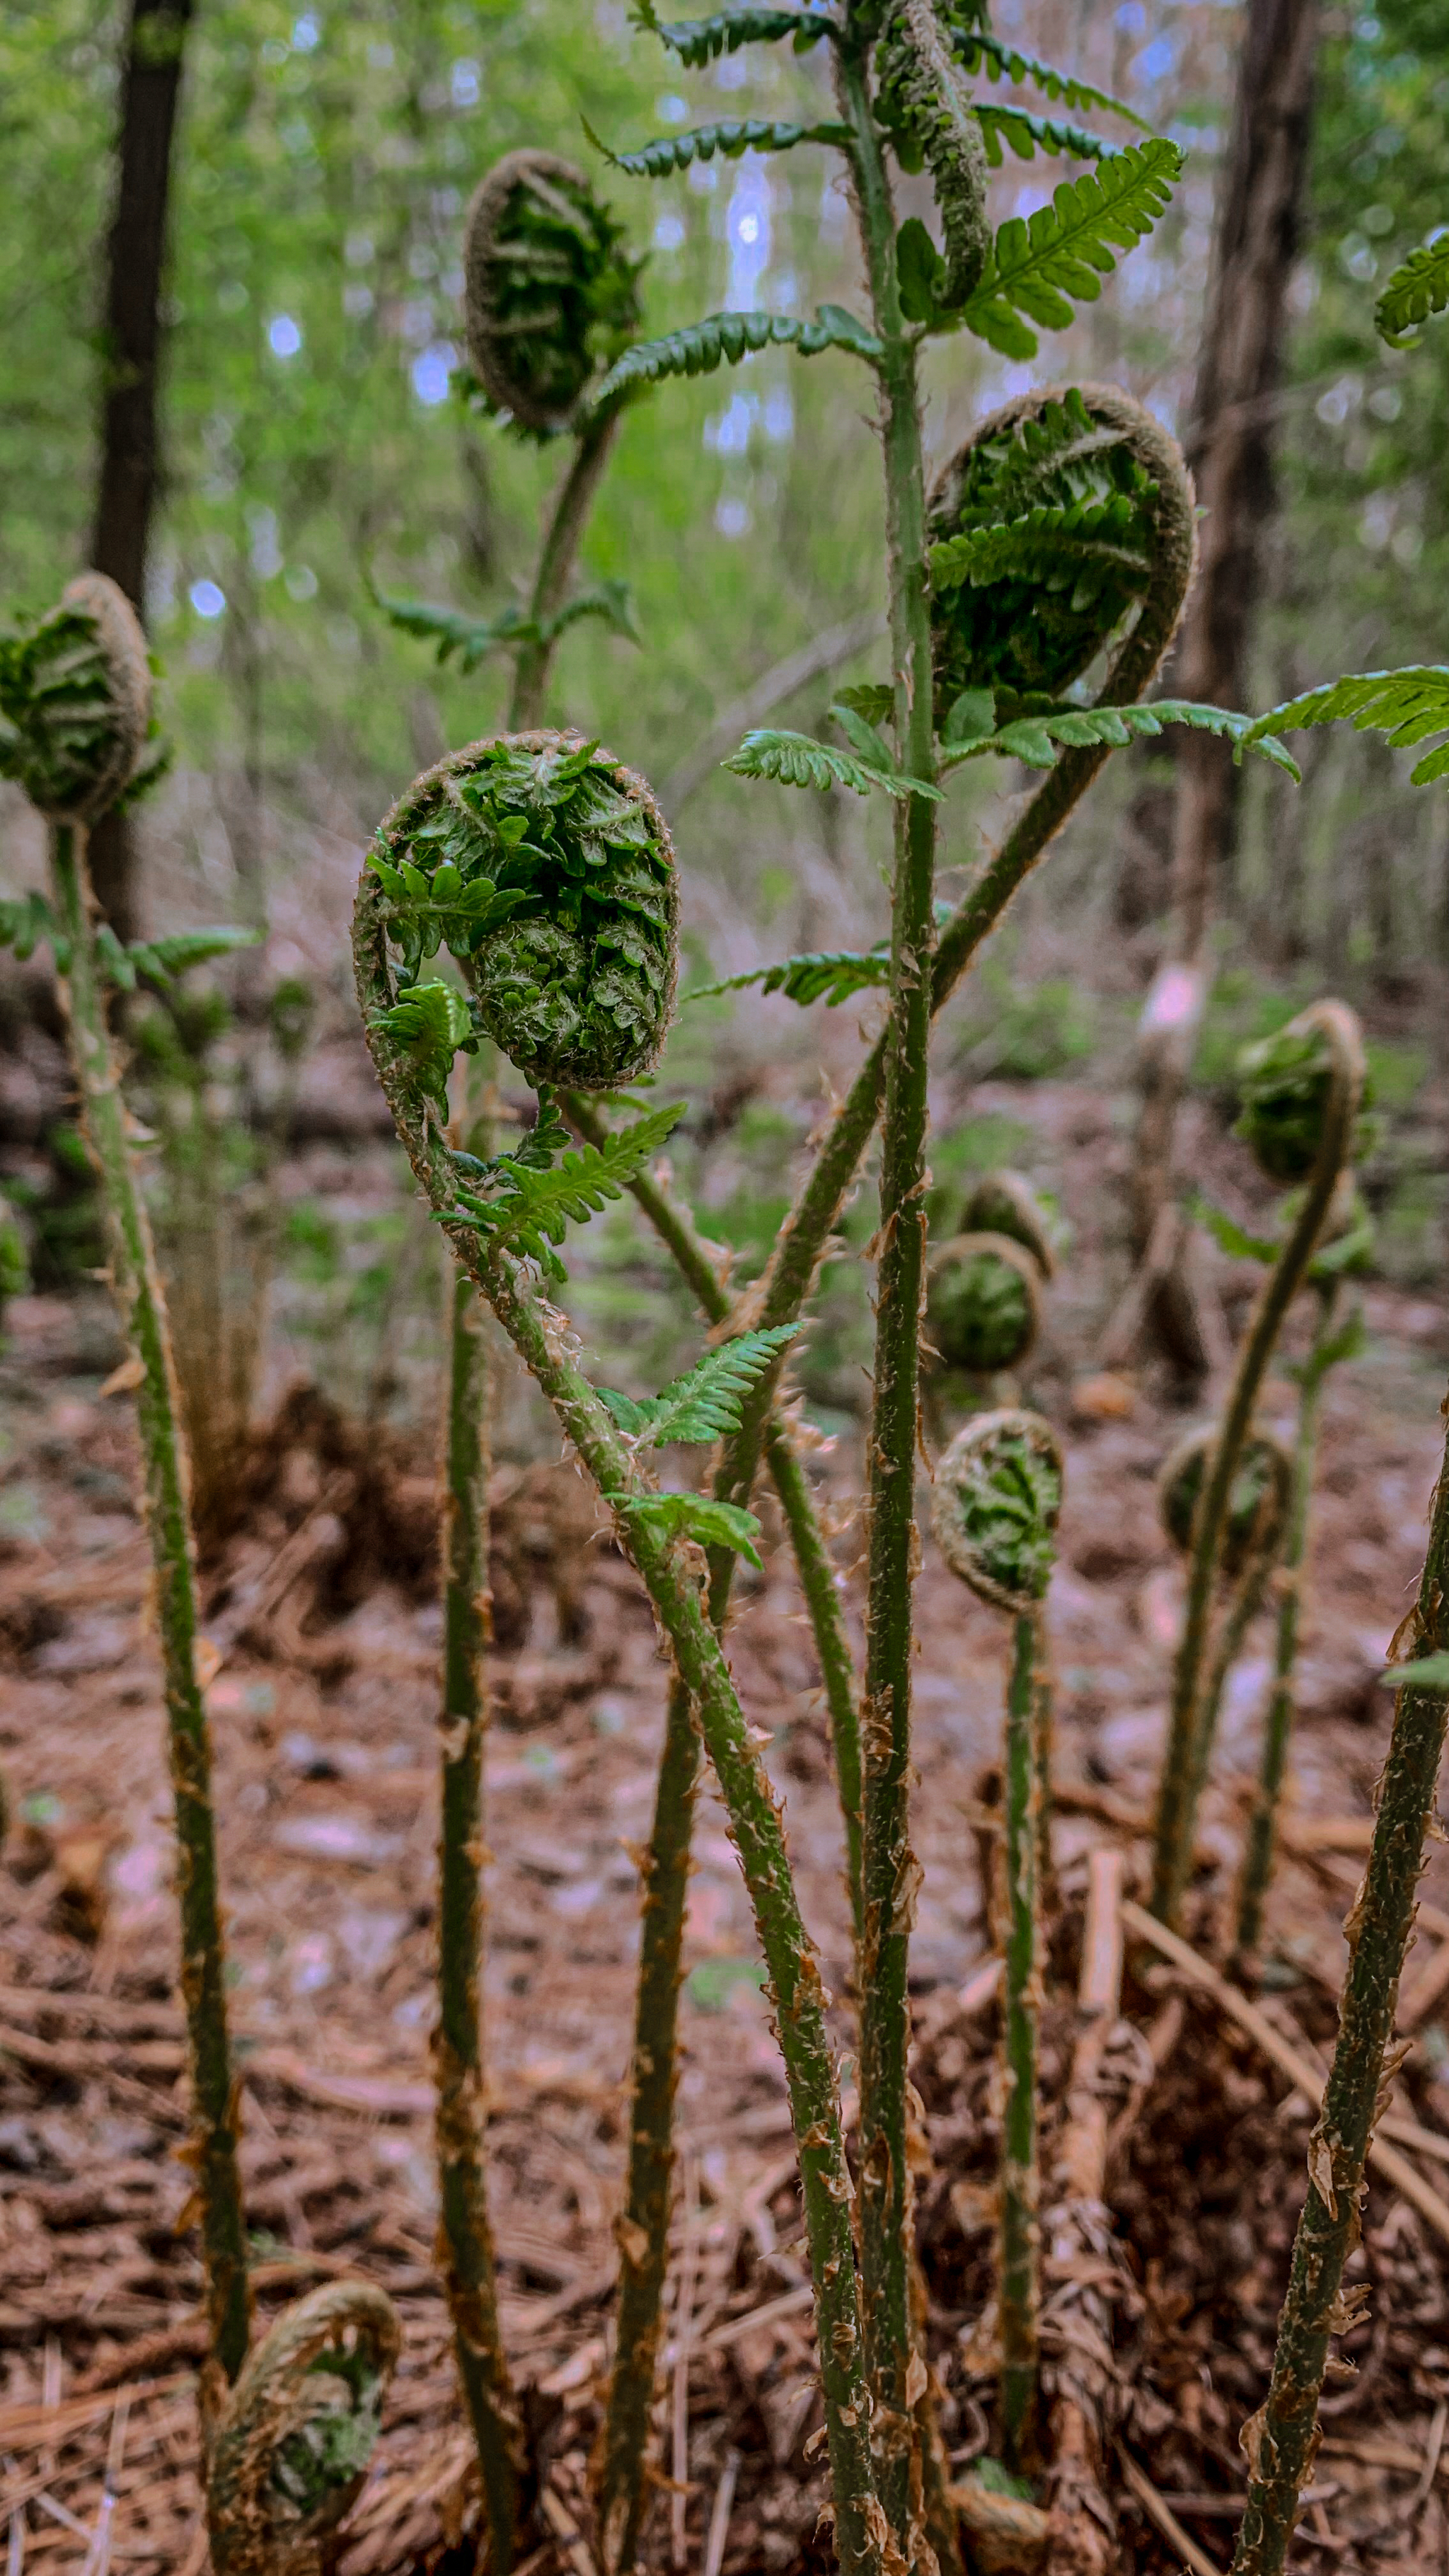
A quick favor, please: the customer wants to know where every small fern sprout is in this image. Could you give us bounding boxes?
[962,1168,1058,1279]
[1235,1015,1375,1186]
[933,1409,1063,2469]
[464,151,642,436]
[0,572,151,821]
[207,2282,402,2576]
[1158,1426,1292,1578]
[926,1229,1041,1377]
[371,732,679,1093]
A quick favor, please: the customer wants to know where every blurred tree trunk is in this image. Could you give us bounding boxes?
[1127,0,1320,1373]
[88,0,197,942]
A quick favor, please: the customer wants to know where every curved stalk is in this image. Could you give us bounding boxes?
[1233,1283,1339,1967]
[509,411,620,731]
[999,1610,1043,2473]
[766,1418,865,1935]
[1183,1441,1293,1870]
[1150,1003,1364,1927]
[50,821,250,2403]
[1229,1404,1449,2576]
[357,891,883,2576]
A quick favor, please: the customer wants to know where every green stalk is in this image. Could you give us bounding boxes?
[509,412,620,732]
[1182,1445,1293,1903]
[834,42,945,2548]
[998,1611,1041,2474]
[50,823,250,2398]
[1150,1004,1364,1927]
[1233,1284,1339,1966]
[1229,1404,1449,2576]
[357,894,884,2576]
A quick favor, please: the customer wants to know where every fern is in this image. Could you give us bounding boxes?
[440,1100,686,1281]
[724,717,943,800]
[635,4,832,66]
[449,1090,573,1189]
[975,103,1121,167]
[0,889,56,962]
[961,139,1182,358]
[940,697,1300,777]
[608,1489,766,1569]
[952,28,1151,131]
[599,1323,801,1445]
[1192,1197,1277,1266]
[1381,1651,1449,1693]
[588,116,850,179]
[1375,234,1449,347]
[97,925,260,993]
[373,576,640,673]
[930,492,1153,592]
[372,978,479,1109]
[1242,667,1449,786]
[688,945,891,1007]
[591,306,880,409]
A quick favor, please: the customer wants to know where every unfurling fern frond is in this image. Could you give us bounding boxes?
[877,0,990,310]
[687,945,890,1007]
[607,1489,766,1569]
[942,698,1300,777]
[723,724,942,800]
[962,139,1181,358]
[372,576,640,672]
[975,103,1121,167]
[463,151,643,437]
[932,1407,1063,1614]
[0,575,151,824]
[635,4,833,67]
[590,305,880,408]
[1242,666,1449,786]
[1376,235,1449,347]
[98,925,262,993]
[441,1102,686,1281]
[599,1323,801,1445]
[930,490,1153,593]
[371,979,480,1109]
[374,730,679,1090]
[950,28,1151,132]
[587,115,850,180]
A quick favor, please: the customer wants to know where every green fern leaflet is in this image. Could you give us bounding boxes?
[1375,236,1449,347]
[687,946,890,1007]
[599,1323,801,1445]
[591,306,880,408]
[724,724,942,800]
[373,577,639,672]
[635,4,832,65]
[608,1489,766,1569]
[930,492,1153,591]
[962,139,1182,357]
[975,103,1121,167]
[440,1101,686,1282]
[1242,667,1449,786]
[372,979,480,1108]
[0,889,57,961]
[939,698,1300,777]
[588,116,850,178]
[952,30,1150,130]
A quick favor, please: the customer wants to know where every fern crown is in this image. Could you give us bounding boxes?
[0,575,151,824]
[932,1409,1063,1611]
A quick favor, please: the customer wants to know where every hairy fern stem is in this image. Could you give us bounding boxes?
[999,1610,1043,2473]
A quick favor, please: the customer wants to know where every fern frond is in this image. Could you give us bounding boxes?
[686,945,890,1007]
[588,115,850,178]
[441,1100,686,1281]
[1242,666,1449,786]
[722,726,943,800]
[930,492,1153,591]
[371,978,478,1107]
[591,305,880,408]
[599,1323,801,1445]
[608,1489,766,1569]
[962,139,1181,357]
[953,28,1152,131]
[941,698,1301,777]
[1191,1196,1277,1266]
[1375,235,1449,346]
[371,580,537,673]
[0,889,56,962]
[545,580,643,646]
[105,925,261,992]
[635,4,833,66]
[975,103,1121,167]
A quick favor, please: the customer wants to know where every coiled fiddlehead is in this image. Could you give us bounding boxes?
[371,731,678,1092]
[875,0,991,307]
[963,1168,1058,1278]
[928,380,1195,725]
[1158,1426,1292,1579]
[207,2282,402,2576]
[0,572,150,821]
[1235,1017,1375,1184]
[933,1409,1063,2468]
[927,1229,1041,1375]
[464,151,642,437]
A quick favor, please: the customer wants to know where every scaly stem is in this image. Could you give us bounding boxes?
[509,412,620,731]
[999,1611,1041,2473]
[766,1417,864,1937]
[1150,1004,1363,1927]
[1229,1397,1449,2576]
[836,39,945,2550]
[1234,1284,1339,1966]
[1182,1459,1293,1883]
[50,823,250,2399]
[436,1061,521,2570]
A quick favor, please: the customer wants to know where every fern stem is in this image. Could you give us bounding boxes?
[836,37,946,2554]
[766,1418,865,1935]
[1233,1284,1337,1966]
[49,822,250,2400]
[999,1610,1042,2474]
[508,412,620,729]
[1229,1405,1449,2576]
[1183,1477,1288,1891]
[436,1211,521,2568]
[1150,1005,1364,1928]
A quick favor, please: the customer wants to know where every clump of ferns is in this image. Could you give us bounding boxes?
[0,582,400,2566]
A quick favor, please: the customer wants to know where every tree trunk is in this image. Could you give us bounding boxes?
[1126,0,1320,1368]
[88,0,197,942]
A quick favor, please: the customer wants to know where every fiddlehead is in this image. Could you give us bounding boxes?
[463,151,642,437]
[371,732,678,1094]
[875,0,991,308]
[962,1169,1058,1278]
[207,2282,402,2576]
[925,1229,1041,1375]
[932,1405,1062,1617]
[0,572,151,820]
[1158,1427,1293,1579]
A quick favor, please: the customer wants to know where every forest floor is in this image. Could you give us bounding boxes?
[4,1097,1449,2573]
